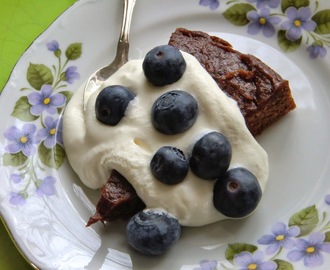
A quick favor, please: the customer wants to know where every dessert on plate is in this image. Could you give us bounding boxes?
[63,29,295,255]
[169,28,296,136]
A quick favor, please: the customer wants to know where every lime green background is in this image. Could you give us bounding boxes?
[0,0,75,268]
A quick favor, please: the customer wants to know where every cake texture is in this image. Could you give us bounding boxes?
[169,28,296,136]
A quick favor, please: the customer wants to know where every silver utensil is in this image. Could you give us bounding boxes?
[83,0,136,111]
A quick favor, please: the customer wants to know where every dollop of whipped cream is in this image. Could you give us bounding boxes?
[63,52,269,226]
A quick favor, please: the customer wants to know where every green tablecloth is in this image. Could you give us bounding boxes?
[0,1,75,268]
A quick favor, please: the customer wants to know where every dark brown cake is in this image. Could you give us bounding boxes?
[169,28,296,136]
[87,170,145,226]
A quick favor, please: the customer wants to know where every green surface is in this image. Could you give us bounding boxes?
[0,0,75,268]
[0,0,76,93]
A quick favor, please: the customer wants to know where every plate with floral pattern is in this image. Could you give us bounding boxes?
[1,0,330,269]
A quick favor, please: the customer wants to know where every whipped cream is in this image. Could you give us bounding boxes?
[63,52,269,226]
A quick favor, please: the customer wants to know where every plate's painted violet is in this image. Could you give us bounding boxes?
[2,40,81,205]
[193,194,330,270]
[199,0,330,59]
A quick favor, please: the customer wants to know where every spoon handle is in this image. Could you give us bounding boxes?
[115,0,136,64]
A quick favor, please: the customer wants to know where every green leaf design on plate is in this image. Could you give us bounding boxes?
[274,259,294,270]
[27,63,54,90]
[312,9,330,35]
[11,96,38,122]
[65,43,82,61]
[3,152,28,167]
[223,4,256,26]
[281,0,310,13]
[289,205,319,236]
[38,142,66,169]
[324,231,330,242]
[225,243,258,261]
[277,30,302,52]
[59,90,73,104]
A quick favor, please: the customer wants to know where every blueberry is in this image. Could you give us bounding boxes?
[150,146,188,185]
[190,132,232,180]
[143,45,186,86]
[95,85,134,126]
[152,90,198,135]
[213,167,262,218]
[126,209,181,256]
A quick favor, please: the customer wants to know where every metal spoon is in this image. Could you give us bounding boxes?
[83,0,136,111]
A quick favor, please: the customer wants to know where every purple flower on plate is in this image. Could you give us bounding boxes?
[287,232,330,267]
[193,259,218,270]
[247,8,281,37]
[36,176,56,197]
[37,116,63,148]
[325,194,330,205]
[247,0,280,9]
[233,250,277,270]
[280,7,317,41]
[199,0,220,10]
[46,40,59,52]
[257,222,300,254]
[10,174,22,184]
[4,123,39,157]
[64,66,80,84]
[28,84,66,116]
[9,192,27,206]
[307,44,327,59]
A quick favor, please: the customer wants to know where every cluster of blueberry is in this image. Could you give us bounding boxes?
[94,45,262,256]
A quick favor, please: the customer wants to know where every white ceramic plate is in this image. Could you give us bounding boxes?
[1,0,330,269]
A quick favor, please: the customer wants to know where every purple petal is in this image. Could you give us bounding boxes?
[50,93,66,107]
[45,105,58,115]
[287,249,305,262]
[309,232,325,245]
[10,174,22,184]
[252,250,264,263]
[37,128,49,139]
[326,194,330,205]
[234,251,253,266]
[258,234,276,245]
[297,7,311,19]
[286,226,300,237]
[22,123,36,135]
[302,20,317,31]
[259,260,277,270]
[40,84,53,96]
[262,23,276,37]
[259,7,270,18]
[21,145,36,157]
[286,26,302,41]
[268,16,281,25]
[248,22,262,35]
[30,104,45,116]
[4,126,21,140]
[265,242,280,255]
[27,92,42,105]
[304,252,323,267]
[268,0,280,8]
[320,242,330,253]
[44,135,56,148]
[272,222,287,235]
[9,193,26,206]
[5,143,22,154]
[44,116,55,128]
[281,238,297,249]
[247,10,260,21]
[286,6,298,20]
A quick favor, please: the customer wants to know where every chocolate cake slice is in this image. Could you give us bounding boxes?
[87,170,145,226]
[169,28,296,136]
